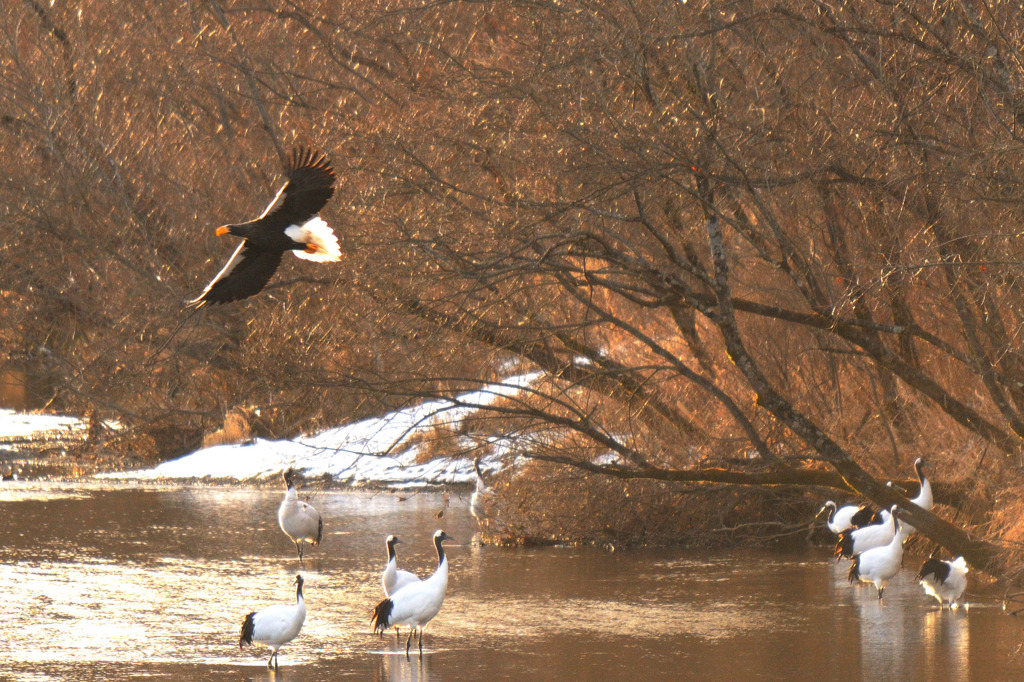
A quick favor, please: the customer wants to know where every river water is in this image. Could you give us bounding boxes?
[1,482,1022,681]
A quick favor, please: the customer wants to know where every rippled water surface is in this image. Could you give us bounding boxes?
[2,482,1023,680]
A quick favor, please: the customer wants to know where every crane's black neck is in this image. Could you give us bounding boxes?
[295,576,305,602]
[915,459,926,484]
[825,502,836,523]
[387,538,397,562]
[434,535,446,567]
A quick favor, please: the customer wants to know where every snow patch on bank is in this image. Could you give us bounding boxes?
[100,373,539,486]
[0,409,86,442]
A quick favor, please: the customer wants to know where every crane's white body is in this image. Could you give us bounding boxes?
[240,575,306,669]
[838,509,895,557]
[372,530,453,657]
[278,470,322,562]
[918,556,968,609]
[849,507,904,600]
[820,501,863,534]
[386,565,447,633]
[246,602,306,650]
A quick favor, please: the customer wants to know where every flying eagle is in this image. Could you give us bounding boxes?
[190,147,341,306]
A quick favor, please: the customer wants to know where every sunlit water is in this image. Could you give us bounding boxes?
[1,482,1023,681]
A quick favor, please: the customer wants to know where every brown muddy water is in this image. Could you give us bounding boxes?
[1,483,1023,681]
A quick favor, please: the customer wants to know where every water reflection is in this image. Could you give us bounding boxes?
[853,583,916,681]
[846,562,978,682]
[377,652,433,682]
[0,483,1021,681]
[921,607,969,682]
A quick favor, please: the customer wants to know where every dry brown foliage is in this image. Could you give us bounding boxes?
[6,1,1024,572]
[201,406,251,448]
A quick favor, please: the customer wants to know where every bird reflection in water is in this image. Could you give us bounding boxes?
[921,607,969,682]
[377,650,433,682]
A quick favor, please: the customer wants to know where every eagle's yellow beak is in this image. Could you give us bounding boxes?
[215,226,230,236]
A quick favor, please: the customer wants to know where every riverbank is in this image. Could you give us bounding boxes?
[0,407,492,489]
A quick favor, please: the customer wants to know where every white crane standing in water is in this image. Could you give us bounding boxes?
[371,530,454,658]
[381,534,422,640]
[278,468,323,563]
[917,556,968,609]
[239,574,307,670]
[848,506,904,600]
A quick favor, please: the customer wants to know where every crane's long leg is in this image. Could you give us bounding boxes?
[405,628,414,659]
[418,627,424,657]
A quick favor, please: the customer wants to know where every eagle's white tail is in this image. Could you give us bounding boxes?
[287,217,341,262]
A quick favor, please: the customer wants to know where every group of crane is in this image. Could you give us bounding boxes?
[182,149,480,668]
[819,458,968,607]
[237,469,455,669]
[240,456,968,669]
[189,148,972,670]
